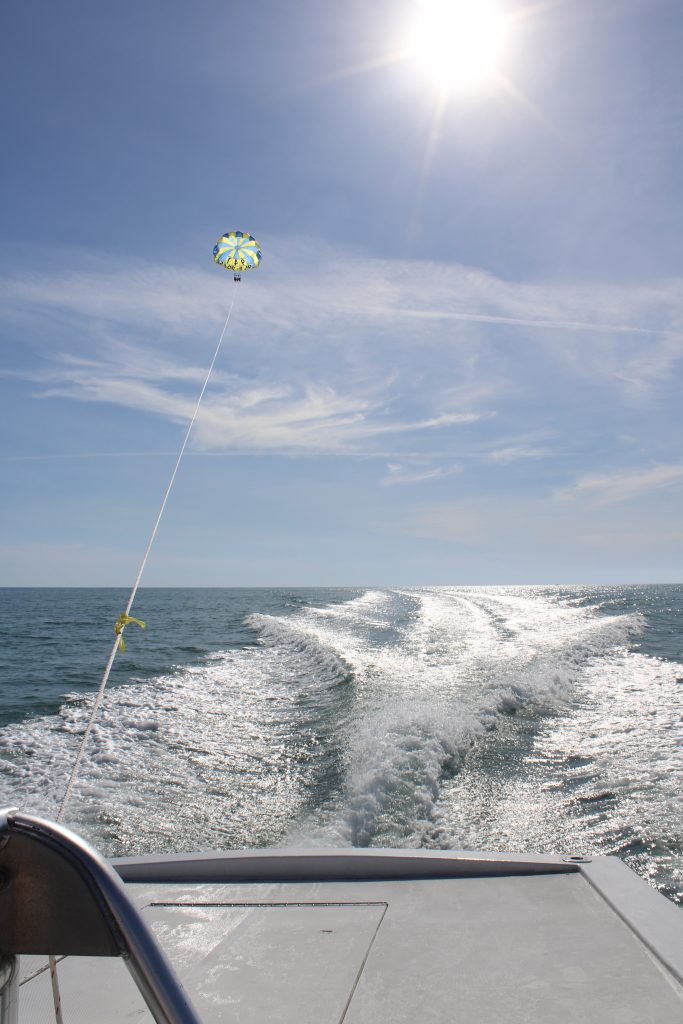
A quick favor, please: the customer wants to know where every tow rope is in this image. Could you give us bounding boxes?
[47,284,239,1024]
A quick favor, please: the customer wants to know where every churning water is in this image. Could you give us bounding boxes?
[0,585,681,904]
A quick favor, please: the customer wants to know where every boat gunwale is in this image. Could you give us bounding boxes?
[110,847,683,988]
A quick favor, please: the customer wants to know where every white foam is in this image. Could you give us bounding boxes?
[282,587,655,848]
[0,612,352,855]
[1,585,677,889]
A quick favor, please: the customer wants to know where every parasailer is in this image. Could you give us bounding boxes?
[50,225,261,908]
[213,230,262,282]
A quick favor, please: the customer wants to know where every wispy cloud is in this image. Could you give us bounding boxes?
[380,461,463,486]
[3,239,683,466]
[487,444,551,464]
[0,450,176,463]
[30,348,486,454]
[385,305,679,338]
[5,240,683,363]
[554,464,683,505]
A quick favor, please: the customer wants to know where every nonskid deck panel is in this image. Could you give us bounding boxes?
[18,863,683,1024]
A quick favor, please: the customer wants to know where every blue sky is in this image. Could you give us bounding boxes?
[2,0,682,584]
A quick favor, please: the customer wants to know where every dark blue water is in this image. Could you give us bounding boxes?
[0,588,359,727]
[0,585,681,905]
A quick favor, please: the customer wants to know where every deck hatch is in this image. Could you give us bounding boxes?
[18,902,386,1023]
[144,902,387,1024]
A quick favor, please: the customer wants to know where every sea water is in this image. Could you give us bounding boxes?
[0,585,681,904]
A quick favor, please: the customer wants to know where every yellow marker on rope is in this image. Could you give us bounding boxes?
[114,612,146,652]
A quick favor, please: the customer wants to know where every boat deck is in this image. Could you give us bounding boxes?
[17,852,683,1023]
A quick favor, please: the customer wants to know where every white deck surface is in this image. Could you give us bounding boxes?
[18,873,683,1023]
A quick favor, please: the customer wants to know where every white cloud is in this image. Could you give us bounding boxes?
[3,239,683,466]
[487,445,551,464]
[33,350,484,454]
[554,464,683,505]
[5,239,683,379]
[380,461,463,486]
[2,264,221,334]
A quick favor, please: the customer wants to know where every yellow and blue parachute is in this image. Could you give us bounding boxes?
[213,231,262,276]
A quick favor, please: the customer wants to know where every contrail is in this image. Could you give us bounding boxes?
[1,446,502,463]
[0,450,176,463]
[385,306,683,338]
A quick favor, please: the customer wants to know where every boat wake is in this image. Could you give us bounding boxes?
[0,586,680,901]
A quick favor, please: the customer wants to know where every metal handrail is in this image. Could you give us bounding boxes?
[0,809,202,1024]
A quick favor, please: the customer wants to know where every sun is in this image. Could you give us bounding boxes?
[408,0,507,94]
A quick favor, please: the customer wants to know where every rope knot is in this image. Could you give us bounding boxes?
[114,613,146,652]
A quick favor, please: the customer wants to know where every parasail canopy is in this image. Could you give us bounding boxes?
[213,230,262,272]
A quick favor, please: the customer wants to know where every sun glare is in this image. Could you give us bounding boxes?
[409,0,507,94]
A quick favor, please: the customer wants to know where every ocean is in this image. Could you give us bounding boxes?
[0,585,681,905]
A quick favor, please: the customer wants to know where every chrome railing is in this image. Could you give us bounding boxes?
[0,809,202,1024]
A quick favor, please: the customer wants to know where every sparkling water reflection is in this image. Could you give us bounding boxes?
[0,585,680,903]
